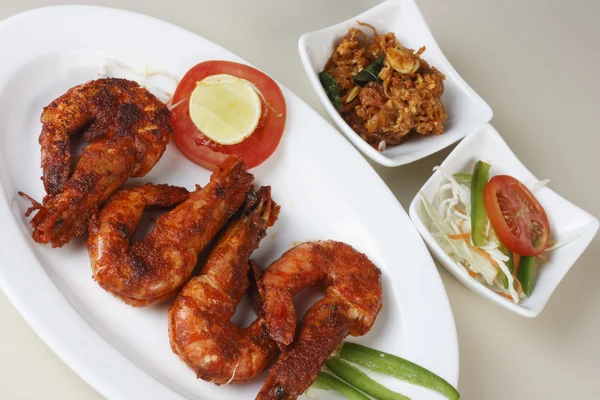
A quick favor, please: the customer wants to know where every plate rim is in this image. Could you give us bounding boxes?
[0,4,459,399]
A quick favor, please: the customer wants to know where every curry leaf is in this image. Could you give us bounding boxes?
[352,56,384,86]
[319,71,343,110]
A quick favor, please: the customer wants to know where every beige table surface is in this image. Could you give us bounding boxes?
[1,0,599,399]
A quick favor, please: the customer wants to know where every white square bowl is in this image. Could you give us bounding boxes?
[408,123,599,317]
[298,0,493,167]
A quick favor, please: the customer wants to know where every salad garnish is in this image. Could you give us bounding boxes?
[420,162,558,303]
[171,61,287,170]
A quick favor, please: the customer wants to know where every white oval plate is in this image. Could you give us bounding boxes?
[0,6,457,400]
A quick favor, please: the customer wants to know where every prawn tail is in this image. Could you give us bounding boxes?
[255,186,280,228]
[240,186,280,239]
[211,155,252,182]
[248,260,266,317]
[18,191,43,217]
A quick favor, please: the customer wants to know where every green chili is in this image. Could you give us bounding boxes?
[518,256,537,297]
[495,244,515,289]
[326,357,410,400]
[309,372,370,400]
[340,342,459,400]
[470,161,492,246]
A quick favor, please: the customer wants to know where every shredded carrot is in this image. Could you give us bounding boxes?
[465,241,499,269]
[455,228,522,301]
[513,254,521,276]
[459,219,466,233]
[449,233,470,240]
[513,276,523,297]
[454,205,466,215]
[496,292,513,300]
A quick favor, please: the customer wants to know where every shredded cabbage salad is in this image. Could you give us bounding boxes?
[420,166,581,303]
[420,166,525,302]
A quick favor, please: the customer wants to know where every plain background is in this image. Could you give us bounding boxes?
[1,0,599,399]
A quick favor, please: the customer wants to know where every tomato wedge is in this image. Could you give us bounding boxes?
[171,61,286,169]
[483,175,550,256]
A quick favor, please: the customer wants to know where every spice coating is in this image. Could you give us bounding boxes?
[169,186,279,384]
[87,157,253,306]
[256,241,383,399]
[25,78,172,247]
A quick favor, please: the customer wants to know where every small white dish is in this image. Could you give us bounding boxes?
[409,123,599,317]
[298,0,493,167]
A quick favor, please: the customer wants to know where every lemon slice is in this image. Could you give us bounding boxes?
[189,74,262,145]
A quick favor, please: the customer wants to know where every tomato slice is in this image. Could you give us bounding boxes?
[483,175,550,256]
[171,61,286,169]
